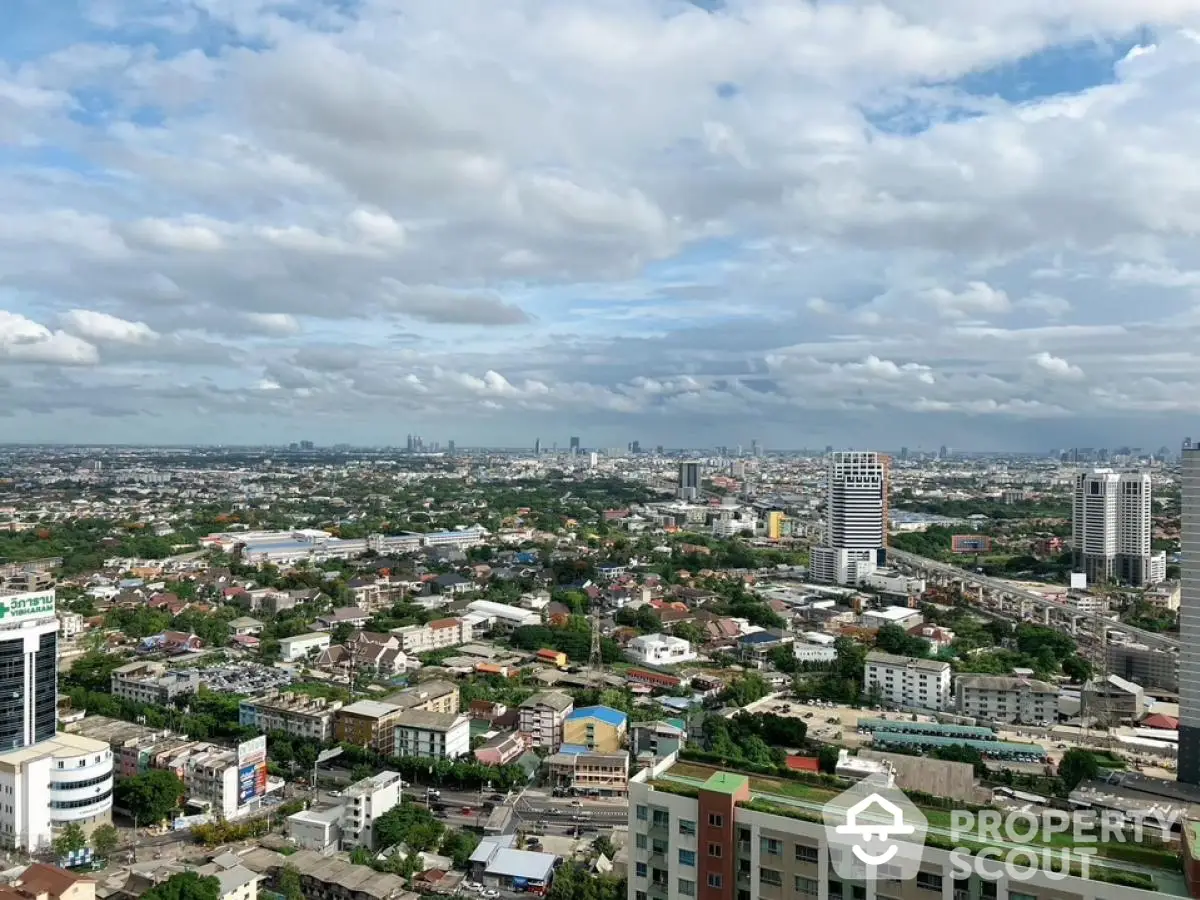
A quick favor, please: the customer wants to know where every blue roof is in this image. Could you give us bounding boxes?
[557,744,590,756]
[566,705,628,727]
[738,631,780,645]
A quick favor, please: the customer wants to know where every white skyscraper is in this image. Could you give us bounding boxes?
[810,451,887,585]
[1179,440,1200,784]
[1072,469,1162,586]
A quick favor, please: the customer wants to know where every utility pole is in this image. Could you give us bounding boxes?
[588,606,603,687]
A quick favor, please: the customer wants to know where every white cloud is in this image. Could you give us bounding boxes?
[59,309,158,344]
[1030,351,1084,380]
[0,311,98,365]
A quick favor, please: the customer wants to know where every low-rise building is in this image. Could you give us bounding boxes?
[334,701,405,756]
[0,863,96,900]
[0,733,114,851]
[277,632,331,663]
[863,651,951,712]
[392,712,471,760]
[286,804,344,854]
[228,617,264,637]
[343,771,404,849]
[468,836,557,894]
[546,749,629,796]
[625,633,696,666]
[383,680,460,716]
[474,731,527,767]
[464,600,541,632]
[518,692,574,750]
[954,674,1059,724]
[110,662,201,705]
[391,618,469,655]
[239,691,343,742]
[792,641,837,664]
[630,721,687,760]
[563,706,628,752]
[1083,673,1146,724]
[315,608,371,631]
[861,605,923,631]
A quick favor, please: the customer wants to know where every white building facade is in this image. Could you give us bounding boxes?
[955,675,1059,724]
[625,633,697,666]
[391,712,471,760]
[1073,469,1162,587]
[863,651,951,712]
[810,451,887,586]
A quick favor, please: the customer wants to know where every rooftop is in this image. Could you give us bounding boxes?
[393,710,465,731]
[339,699,401,719]
[701,771,749,796]
[565,705,628,727]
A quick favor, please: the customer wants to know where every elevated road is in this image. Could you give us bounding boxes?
[888,547,1180,651]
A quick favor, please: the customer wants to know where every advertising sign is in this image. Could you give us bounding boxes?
[237,734,267,766]
[0,590,56,625]
[238,764,262,805]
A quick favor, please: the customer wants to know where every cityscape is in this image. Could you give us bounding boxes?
[0,439,1193,900]
[7,3,1200,900]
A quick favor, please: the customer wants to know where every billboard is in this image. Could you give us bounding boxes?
[238,735,267,766]
[951,535,992,554]
[238,764,262,805]
[0,590,55,625]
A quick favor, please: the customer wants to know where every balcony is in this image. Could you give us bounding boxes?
[648,883,669,900]
[737,840,751,855]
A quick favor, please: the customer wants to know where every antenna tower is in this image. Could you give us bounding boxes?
[588,606,603,686]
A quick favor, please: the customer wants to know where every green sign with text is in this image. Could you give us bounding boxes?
[0,591,55,624]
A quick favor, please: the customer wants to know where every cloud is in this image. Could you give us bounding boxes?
[0,311,98,365]
[59,309,158,344]
[380,282,532,326]
[8,2,1200,445]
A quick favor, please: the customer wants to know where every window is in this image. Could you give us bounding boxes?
[708,843,722,858]
[760,837,782,856]
[635,863,647,878]
[707,875,723,889]
[636,893,647,900]
[635,834,647,850]
[636,805,648,821]
[795,844,819,864]
[678,880,695,897]
[679,850,696,867]
[917,873,943,893]
[760,869,782,887]
[708,813,723,827]
[679,819,696,836]
[795,877,819,896]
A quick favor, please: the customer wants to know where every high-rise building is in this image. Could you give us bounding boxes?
[447,440,456,458]
[1072,469,1161,586]
[677,462,701,501]
[569,436,580,453]
[751,439,761,458]
[534,438,541,455]
[1180,440,1200,783]
[629,441,641,454]
[809,451,887,586]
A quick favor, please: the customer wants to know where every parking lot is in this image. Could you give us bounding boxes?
[174,662,294,694]
[746,695,940,745]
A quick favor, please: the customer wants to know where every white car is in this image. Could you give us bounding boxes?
[463,882,484,893]
[482,891,500,899]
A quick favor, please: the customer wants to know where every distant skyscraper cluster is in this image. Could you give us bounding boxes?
[1071,470,1163,587]
[810,451,888,586]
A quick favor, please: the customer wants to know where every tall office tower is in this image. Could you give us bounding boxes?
[0,591,59,750]
[630,440,641,454]
[809,451,887,586]
[447,440,456,458]
[751,439,760,457]
[678,461,701,501]
[938,444,948,459]
[1072,469,1161,586]
[569,436,580,453]
[534,438,541,455]
[899,446,909,462]
[1181,439,1200,783]
[588,452,598,469]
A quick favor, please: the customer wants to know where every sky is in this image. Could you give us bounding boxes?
[4,1,1200,451]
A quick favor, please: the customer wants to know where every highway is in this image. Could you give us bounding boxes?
[888,547,1180,651]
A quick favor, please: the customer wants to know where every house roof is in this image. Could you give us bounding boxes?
[13,863,93,897]
[1142,713,1180,730]
[566,705,628,728]
[485,848,557,882]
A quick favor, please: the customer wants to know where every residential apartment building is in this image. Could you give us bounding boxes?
[563,706,628,752]
[333,701,406,756]
[342,770,403,850]
[626,633,697,666]
[238,691,343,742]
[863,652,951,712]
[954,675,1059,724]
[518,691,574,750]
[110,662,200,705]
[385,680,460,715]
[627,763,1165,900]
[547,749,629,796]
[277,632,331,662]
[1107,640,1178,693]
[391,618,470,655]
[1073,469,1164,587]
[810,451,887,586]
[391,711,471,760]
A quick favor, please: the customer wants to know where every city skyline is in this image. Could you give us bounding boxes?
[5,4,1200,446]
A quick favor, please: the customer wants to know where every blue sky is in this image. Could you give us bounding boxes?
[2,0,1200,449]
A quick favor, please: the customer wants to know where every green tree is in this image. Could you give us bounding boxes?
[1062,654,1092,682]
[817,745,841,774]
[141,872,221,900]
[332,622,355,645]
[278,865,305,900]
[114,769,185,825]
[1059,748,1100,791]
[90,823,120,859]
[52,822,86,857]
